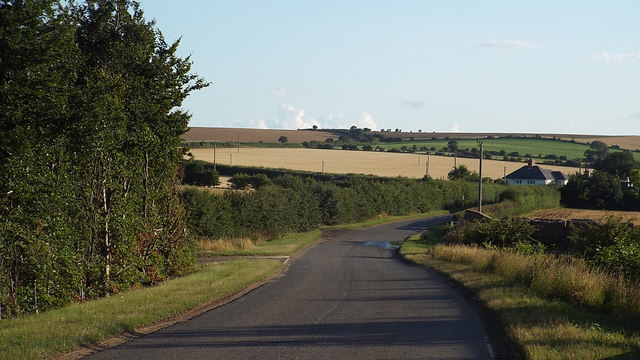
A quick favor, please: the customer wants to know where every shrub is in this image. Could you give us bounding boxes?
[183,161,220,187]
[570,217,640,280]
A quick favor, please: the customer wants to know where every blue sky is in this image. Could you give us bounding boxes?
[138,0,639,135]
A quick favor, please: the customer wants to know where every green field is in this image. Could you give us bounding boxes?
[378,138,640,162]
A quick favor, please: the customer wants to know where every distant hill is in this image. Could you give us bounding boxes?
[183,127,338,143]
[183,127,640,151]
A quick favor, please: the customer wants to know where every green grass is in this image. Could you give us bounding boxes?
[400,235,640,359]
[379,138,640,161]
[0,260,282,360]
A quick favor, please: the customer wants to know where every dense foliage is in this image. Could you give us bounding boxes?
[181,173,558,243]
[561,152,640,210]
[0,0,206,316]
[569,218,640,280]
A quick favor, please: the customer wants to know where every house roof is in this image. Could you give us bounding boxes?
[506,165,556,180]
[551,171,567,181]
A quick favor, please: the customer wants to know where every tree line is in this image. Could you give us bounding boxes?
[181,172,560,242]
[0,0,207,316]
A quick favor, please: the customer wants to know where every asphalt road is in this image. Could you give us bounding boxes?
[87,215,495,360]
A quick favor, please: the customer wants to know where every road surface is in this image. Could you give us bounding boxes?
[87,215,495,359]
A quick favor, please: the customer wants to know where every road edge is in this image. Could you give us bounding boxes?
[397,244,526,360]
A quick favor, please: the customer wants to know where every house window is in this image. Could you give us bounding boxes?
[528,180,535,184]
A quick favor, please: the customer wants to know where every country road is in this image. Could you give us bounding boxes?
[86,215,496,360]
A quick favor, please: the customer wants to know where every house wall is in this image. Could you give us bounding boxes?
[508,179,552,186]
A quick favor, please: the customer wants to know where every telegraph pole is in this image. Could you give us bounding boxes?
[477,141,483,212]
[213,141,217,171]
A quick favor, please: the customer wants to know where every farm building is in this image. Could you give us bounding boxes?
[506,159,568,186]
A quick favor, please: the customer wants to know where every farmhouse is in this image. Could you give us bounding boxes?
[506,159,568,186]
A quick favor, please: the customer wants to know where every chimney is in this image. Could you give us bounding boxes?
[527,159,535,167]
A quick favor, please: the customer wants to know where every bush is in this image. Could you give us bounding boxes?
[569,217,640,279]
[183,161,220,187]
[229,173,271,190]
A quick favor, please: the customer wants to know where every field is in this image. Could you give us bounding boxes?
[563,136,640,151]
[378,138,593,160]
[183,127,640,151]
[531,208,640,225]
[183,127,338,143]
[189,147,582,180]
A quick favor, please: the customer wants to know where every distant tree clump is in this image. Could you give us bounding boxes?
[278,136,288,143]
[447,165,479,181]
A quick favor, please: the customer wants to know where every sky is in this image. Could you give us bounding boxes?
[137,0,640,135]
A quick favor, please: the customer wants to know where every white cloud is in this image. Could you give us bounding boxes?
[318,113,347,128]
[479,40,535,48]
[234,118,269,129]
[271,87,286,98]
[401,98,426,108]
[451,122,460,132]
[277,103,318,129]
[356,111,377,130]
[249,119,268,129]
[629,113,640,119]
[594,53,640,64]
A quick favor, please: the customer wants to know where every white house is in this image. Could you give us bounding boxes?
[506,159,568,186]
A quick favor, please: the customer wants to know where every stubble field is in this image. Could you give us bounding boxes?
[189,147,582,180]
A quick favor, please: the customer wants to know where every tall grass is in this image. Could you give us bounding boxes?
[431,245,640,321]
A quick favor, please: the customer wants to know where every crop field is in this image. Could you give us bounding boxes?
[183,127,337,143]
[378,138,592,160]
[380,138,640,161]
[189,148,583,180]
[561,136,640,151]
[531,208,640,225]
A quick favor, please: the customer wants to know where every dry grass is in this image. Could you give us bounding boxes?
[198,238,255,252]
[189,147,581,180]
[430,245,640,319]
[400,236,640,359]
[531,208,640,225]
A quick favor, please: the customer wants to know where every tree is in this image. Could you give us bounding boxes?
[584,140,609,163]
[0,0,208,315]
[447,140,458,153]
[447,165,478,181]
[278,136,288,143]
[593,151,638,178]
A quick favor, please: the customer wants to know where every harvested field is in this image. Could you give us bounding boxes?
[531,208,640,225]
[566,136,640,151]
[189,147,583,180]
[183,127,337,143]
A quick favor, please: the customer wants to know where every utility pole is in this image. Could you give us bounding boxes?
[426,153,430,177]
[477,141,483,212]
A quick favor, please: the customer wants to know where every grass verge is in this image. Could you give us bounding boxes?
[0,259,282,360]
[199,229,323,256]
[400,234,640,360]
